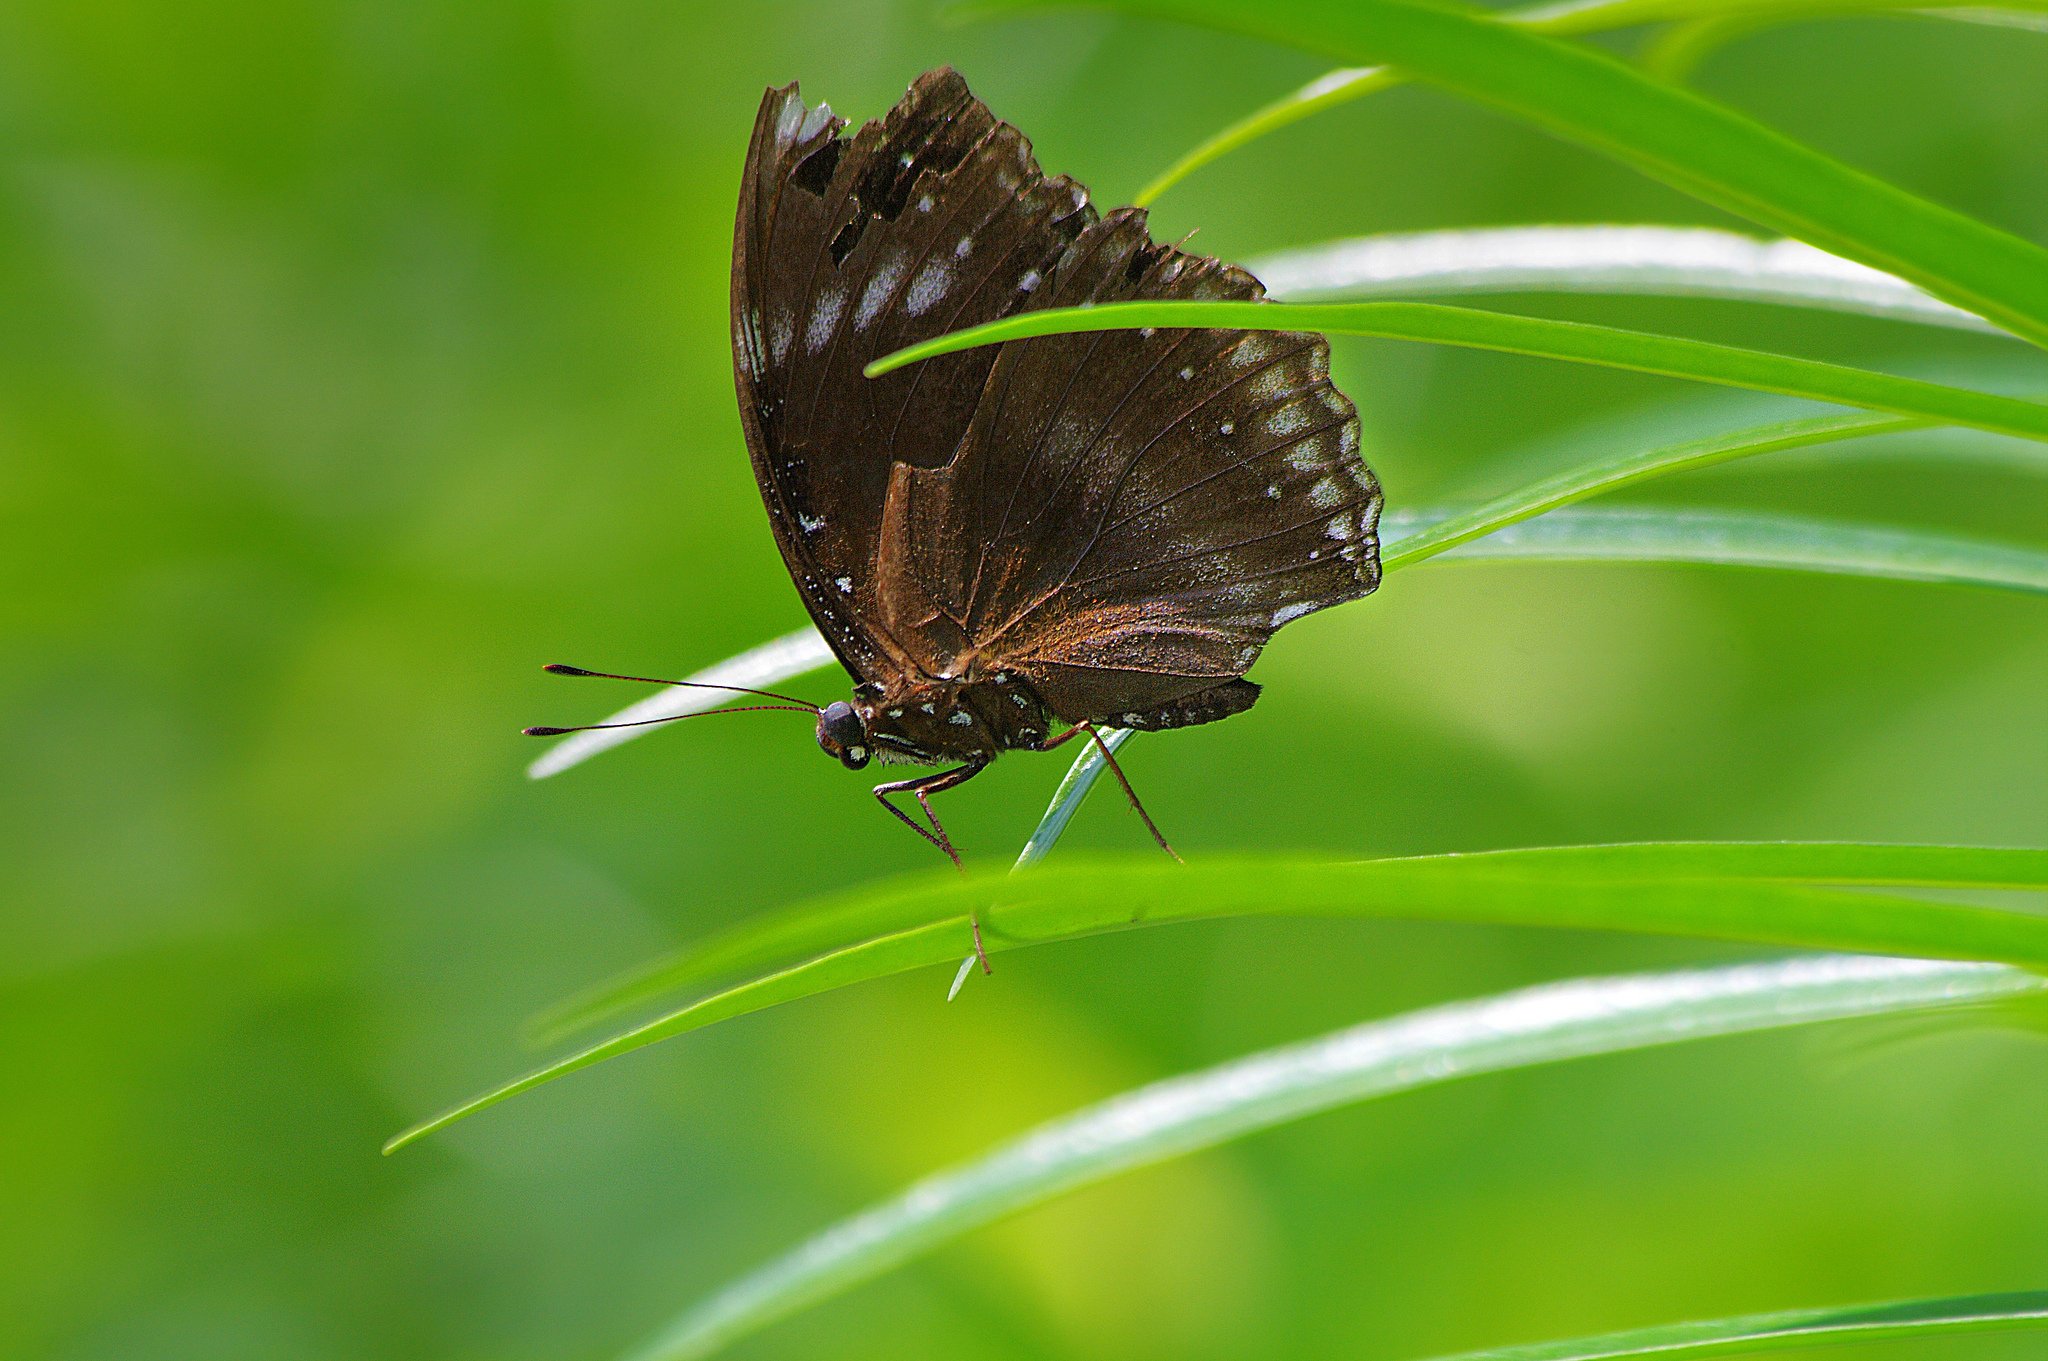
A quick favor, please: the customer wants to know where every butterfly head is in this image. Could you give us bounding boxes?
[815,699,872,769]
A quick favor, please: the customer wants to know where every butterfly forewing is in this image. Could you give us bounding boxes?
[733,69,1092,682]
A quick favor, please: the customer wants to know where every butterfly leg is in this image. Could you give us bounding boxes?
[1042,723,1182,863]
[873,761,994,972]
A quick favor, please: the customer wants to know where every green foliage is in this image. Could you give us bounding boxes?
[1418,1291,2048,1360]
[976,0,2048,344]
[1135,0,2048,201]
[624,959,2047,1359]
[387,843,2048,1151]
[515,1,2048,1354]
[870,299,2048,436]
[1406,506,2048,594]
[14,1,2046,1359]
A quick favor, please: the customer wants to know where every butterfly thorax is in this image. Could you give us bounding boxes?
[833,669,1052,768]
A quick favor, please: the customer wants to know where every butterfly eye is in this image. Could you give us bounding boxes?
[816,701,870,768]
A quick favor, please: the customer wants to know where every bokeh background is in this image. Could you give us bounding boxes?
[5,3,2047,1359]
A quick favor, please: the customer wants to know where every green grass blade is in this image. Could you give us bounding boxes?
[524,408,2025,1041]
[1012,726,1135,870]
[1417,1290,2048,1361]
[866,301,2048,441]
[386,844,2048,1150]
[1137,64,1396,205]
[1249,227,1998,332]
[1133,0,2048,202]
[1407,505,2048,592]
[1018,509,2045,877]
[1380,410,1923,566]
[1640,14,1791,80]
[620,957,2047,1361]
[1009,490,2041,880]
[1937,6,2048,30]
[534,728,1134,1042]
[976,0,2048,346]
[1522,0,2048,21]
[1643,5,2048,81]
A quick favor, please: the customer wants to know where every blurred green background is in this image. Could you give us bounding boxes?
[5,3,2046,1358]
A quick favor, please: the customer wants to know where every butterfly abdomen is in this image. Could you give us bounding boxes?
[1102,679,1261,733]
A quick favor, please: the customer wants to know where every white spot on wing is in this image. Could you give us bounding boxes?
[1249,367,1291,402]
[1271,601,1316,628]
[1018,268,1042,293]
[835,575,853,593]
[1308,476,1345,508]
[954,237,973,259]
[798,512,826,534]
[796,103,835,142]
[947,711,973,726]
[770,313,794,363]
[1269,404,1312,436]
[857,258,907,329]
[806,287,847,352]
[775,98,805,141]
[905,259,953,317]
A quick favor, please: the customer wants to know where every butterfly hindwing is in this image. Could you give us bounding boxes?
[878,209,1381,723]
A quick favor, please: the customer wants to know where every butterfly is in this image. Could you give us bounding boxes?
[536,69,1381,931]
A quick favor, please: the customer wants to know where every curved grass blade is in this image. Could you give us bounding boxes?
[1640,14,1795,80]
[1013,726,1134,870]
[524,408,1908,1040]
[385,844,2048,1150]
[525,626,836,781]
[1133,0,2048,202]
[1408,505,2048,593]
[520,403,2023,1039]
[1136,65,1393,206]
[528,726,1126,1042]
[972,0,2048,346]
[621,955,2047,1361]
[1419,1291,2048,1361]
[1248,226,1997,332]
[1009,502,2046,879]
[1937,6,2048,29]
[1381,410,1925,567]
[1643,7,2048,82]
[865,301,2048,442]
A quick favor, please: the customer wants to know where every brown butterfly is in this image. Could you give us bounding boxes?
[538,70,1381,936]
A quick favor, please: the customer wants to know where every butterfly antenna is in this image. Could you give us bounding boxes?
[542,662,819,712]
[523,705,818,737]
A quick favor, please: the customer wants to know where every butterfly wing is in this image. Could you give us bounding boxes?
[878,207,1382,725]
[731,69,1094,683]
